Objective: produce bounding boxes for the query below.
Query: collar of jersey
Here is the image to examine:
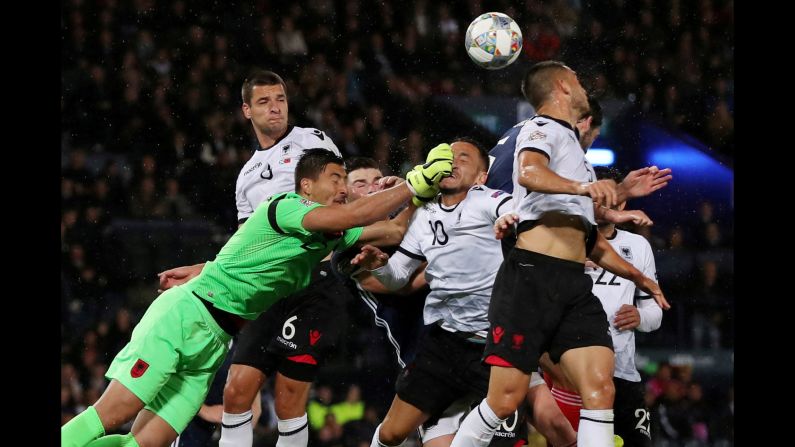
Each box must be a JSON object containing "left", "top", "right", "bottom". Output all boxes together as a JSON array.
[
  {"left": 534, "top": 114, "right": 580, "bottom": 140},
  {"left": 437, "top": 195, "right": 462, "bottom": 212},
  {"left": 256, "top": 125, "right": 295, "bottom": 151}
]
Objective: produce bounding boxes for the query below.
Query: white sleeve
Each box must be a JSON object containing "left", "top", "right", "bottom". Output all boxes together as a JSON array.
[
  {"left": 235, "top": 180, "right": 254, "bottom": 221},
  {"left": 324, "top": 138, "right": 342, "bottom": 157},
  {"left": 515, "top": 122, "right": 557, "bottom": 160},
  {"left": 492, "top": 193, "right": 514, "bottom": 222},
  {"left": 312, "top": 129, "right": 342, "bottom": 157},
  {"left": 637, "top": 297, "right": 663, "bottom": 332},
  {"left": 370, "top": 250, "right": 424, "bottom": 291},
  {"left": 636, "top": 240, "right": 662, "bottom": 332}
]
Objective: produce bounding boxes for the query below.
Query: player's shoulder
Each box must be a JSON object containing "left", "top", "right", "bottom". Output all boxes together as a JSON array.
[
  {"left": 614, "top": 229, "right": 653, "bottom": 253},
  {"left": 468, "top": 184, "right": 509, "bottom": 198},
  {"left": 518, "top": 115, "right": 566, "bottom": 136},
  {"left": 466, "top": 186, "right": 510, "bottom": 213},
  {"left": 290, "top": 126, "right": 336, "bottom": 145}
]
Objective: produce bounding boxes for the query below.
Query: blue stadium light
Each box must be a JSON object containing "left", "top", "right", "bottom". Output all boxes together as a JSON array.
[
  {"left": 648, "top": 145, "right": 732, "bottom": 180},
  {"left": 585, "top": 148, "right": 615, "bottom": 166}
]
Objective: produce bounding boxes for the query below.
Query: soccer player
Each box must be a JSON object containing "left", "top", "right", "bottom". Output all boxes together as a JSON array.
[
  {"left": 450, "top": 61, "right": 670, "bottom": 447},
  {"left": 233, "top": 69, "right": 343, "bottom": 224},
  {"left": 486, "top": 95, "right": 671, "bottom": 199},
  {"left": 61, "top": 147, "right": 453, "bottom": 447},
  {"left": 333, "top": 157, "right": 428, "bottom": 370},
  {"left": 158, "top": 69, "right": 349, "bottom": 447},
  {"left": 350, "top": 140, "right": 574, "bottom": 447},
  {"left": 542, "top": 166, "right": 663, "bottom": 446}
]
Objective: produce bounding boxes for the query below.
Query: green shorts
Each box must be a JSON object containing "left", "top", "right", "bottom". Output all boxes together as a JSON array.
[{"left": 106, "top": 286, "right": 232, "bottom": 433}]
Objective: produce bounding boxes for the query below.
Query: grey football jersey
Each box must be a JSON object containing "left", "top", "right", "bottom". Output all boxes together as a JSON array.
[
  {"left": 398, "top": 186, "right": 513, "bottom": 335},
  {"left": 235, "top": 126, "right": 341, "bottom": 220},
  {"left": 512, "top": 115, "right": 596, "bottom": 226},
  {"left": 585, "top": 229, "right": 660, "bottom": 382}
]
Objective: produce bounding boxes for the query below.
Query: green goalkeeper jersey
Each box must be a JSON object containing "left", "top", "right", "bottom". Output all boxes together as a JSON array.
[{"left": 188, "top": 192, "right": 363, "bottom": 319}]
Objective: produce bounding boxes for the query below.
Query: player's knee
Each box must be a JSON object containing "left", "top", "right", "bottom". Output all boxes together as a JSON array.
[
  {"left": 377, "top": 421, "right": 409, "bottom": 446},
  {"left": 580, "top": 380, "right": 615, "bottom": 409},
  {"left": 487, "top": 391, "right": 524, "bottom": 419},
  {"left": 223, "top": 379, "right": 257, "bottom": 412}
]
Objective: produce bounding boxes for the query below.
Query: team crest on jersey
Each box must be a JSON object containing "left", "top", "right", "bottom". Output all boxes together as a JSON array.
[
  {"left": 491, "top": 190, "right": 505, "bottom": 198},
  {"left": 620, "top": 246, "right": 633, "bottom": 260},
  {"left": 299, "top": 198, "right": 316, "bottom": 207},
  {"left": 130, "top": 359, "right": 149, "bottom": 378},
  {"left": 528, "top": 130, "right": 546, "bottom": 141},
  {"left": 279, "top": 157, "right": 292, "bottom": 165}
]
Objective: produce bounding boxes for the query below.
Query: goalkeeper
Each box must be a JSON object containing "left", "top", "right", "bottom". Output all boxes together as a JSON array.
[{"left": 62, "top": 146, "right": 453, "bottom": 447}]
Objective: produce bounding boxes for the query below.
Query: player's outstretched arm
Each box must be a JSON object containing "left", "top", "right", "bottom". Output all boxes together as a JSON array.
[
  {"left": 351, "top": 244, "right": 423, "bottom": 291},
  {"left": 357, "top": 198, "right": 417, "bottom": 247},
  {"left": 518, "top": 151, "right": 617, "bottom": 207},
  {"left": 595, "top": 206, "right": 654, "bottom": 226},
  {"left": 303, "top": 145, "right": 452, "bottom": 233},
  {"left": 589, "top": 233, "right": 670, "bottom": 310}
]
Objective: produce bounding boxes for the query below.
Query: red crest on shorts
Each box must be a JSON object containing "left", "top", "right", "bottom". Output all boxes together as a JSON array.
[
  {"left": 131, "top": 359, "right": 149, "bottom": 378},
  {"left": 493, "top": 326, "right": 505, "bottom": 343},
  {"left": 309, "top": 330, "right": 322, "bottom": 346},
  {"left": 512, "top": 334, "right": 524, "bottom": 350}
]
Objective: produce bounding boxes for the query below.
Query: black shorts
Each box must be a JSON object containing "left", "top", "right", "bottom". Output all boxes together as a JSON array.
[
  {"left": 397, "top": 325, "right": 491, "bottom": 418},
  {"left": 614, "top": 377, "right": 652, "bottom": 446},
  {"left": 483, "top": 248, "right": 612, "bottom": 374},
  {"left": 232, "top": 261, "right": 351, "bottom": 382}
]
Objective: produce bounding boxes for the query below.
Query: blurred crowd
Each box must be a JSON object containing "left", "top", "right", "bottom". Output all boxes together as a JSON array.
[{"left": 62, "top": 0, "right": 733, "bottom": 444}]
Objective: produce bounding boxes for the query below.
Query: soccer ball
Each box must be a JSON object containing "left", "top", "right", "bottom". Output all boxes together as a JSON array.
[{"left": 464, "top": 12, "right": 523, "bottom": 70}]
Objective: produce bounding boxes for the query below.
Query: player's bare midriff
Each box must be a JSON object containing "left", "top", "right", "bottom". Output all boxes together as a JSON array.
[{"left": 516, "top": 211, "right": 588, "bottom": 263}]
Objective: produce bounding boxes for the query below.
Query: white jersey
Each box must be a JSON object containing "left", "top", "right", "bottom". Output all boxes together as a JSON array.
[
  {"left": 585, "top": 229, "right": 662, "bottom": 382},
  {"left": 235, "top": 126, "right": 341, "bottom": 221},
  {"left": 512, "top": 115, "right": 596, "bottom": 227},
  {"left": 371, "top": 186, "right": 514, "bottom": 335}
]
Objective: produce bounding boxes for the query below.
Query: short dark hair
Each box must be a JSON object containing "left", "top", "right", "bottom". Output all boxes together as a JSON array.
[
  {"left": 294, "top": 149, "right": 346, "bottom": 192},
  {"left": 451, "top": 137, "right": 490, "bottom": 172},
  {"left": 521, "top": 60, "right": 571, "bottom": 108},
  {"left": 345, "top": 157, "right": 381, "bottom": 173},
  {"left": 241, "top": 69, "right": 287, "bottom": 104},
  {"left": 580, "top": 95, "right": 603, "bottom": 127},
  {"left": 594, "top": 166, "right": 624, "bottom": 183}
]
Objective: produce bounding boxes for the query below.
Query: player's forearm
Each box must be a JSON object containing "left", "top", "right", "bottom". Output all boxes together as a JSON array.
[
  {"left": 359, "top": 220, "right": 405, "bottom": 247},
  {"left": 636, "top": 298, "right": 663, "bottom": 332},
  {"left": 344, "top": 183, "right": 412, "bottom": 228},
  {"left": 615, "top": 181, "right": 632, "bottom": 203},
  {"left": 595, "top": 206, "right": 624, "bottom": 224},
  {"left": 518, "top": 163, "right": 583, "bottom": 196},
  {"left": 590, "top": 235, "right": 644, "bottom": 283},
  {"left": 369, "top": 253, "right": 420, "bottom": 291}
]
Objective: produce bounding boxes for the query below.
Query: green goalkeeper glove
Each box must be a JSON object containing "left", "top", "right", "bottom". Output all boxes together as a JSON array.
[{"left": 405, "top": 143, "right": 453, "bottom": 206}]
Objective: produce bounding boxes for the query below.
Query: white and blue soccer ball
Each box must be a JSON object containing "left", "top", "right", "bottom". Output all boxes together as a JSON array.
[{"left": 464, "top": 12, "right": 523, "bottom": 70}]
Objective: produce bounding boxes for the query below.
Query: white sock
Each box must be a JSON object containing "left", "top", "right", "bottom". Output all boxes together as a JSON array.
[
  {"left": 450, "top": 399, "right": 506, "bottom": 447},
  {"left": 578, "top": 408, "right": 614, "bottom": 447},
  {"left": 276, "top": 414, "right": 309, "bottom": 447},
  {"left": 370, "top": 423, "right": 406, "bottom": 447},
  {"left": 219, "top": 410, "right": 254, "bottom": 447}
]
